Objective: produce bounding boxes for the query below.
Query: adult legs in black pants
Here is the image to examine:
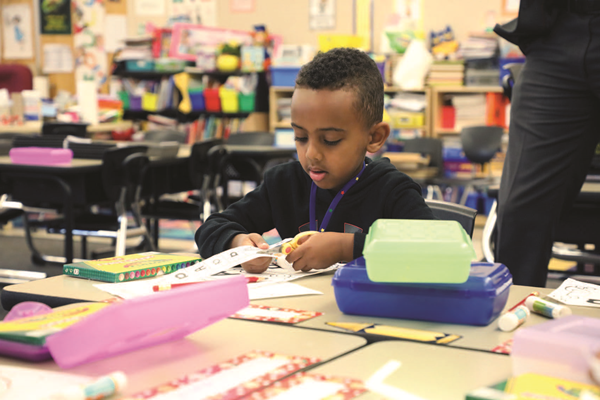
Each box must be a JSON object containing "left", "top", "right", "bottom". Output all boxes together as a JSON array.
[{"left": 496, "top": 11, "right": 600, "bottom": 287}]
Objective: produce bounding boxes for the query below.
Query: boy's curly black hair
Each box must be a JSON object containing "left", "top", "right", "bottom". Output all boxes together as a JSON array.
[{"left": 295, "top": 47, "right": 384, "bottom": 129}]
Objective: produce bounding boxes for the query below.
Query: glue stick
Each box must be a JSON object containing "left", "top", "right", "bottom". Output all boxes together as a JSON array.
[
  {"left": 55, "top": 371, "right": 127, "bottom": 400},
  {"left": 498, "top": 305, "right": 529, "bottom": 332},
  {"left": 525, "top": 296, "right": 572, "bottom": 319}
]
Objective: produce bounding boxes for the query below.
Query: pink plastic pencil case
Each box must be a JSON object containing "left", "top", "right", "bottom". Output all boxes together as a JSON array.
[
  {"left": 45, "top": 275, "right": 249, "bottom": 369},
  {"left": 9, "top": 147, "right": 73, "bottom": 165}
]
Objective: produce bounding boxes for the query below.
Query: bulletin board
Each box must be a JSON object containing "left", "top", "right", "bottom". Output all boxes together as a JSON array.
[{"left": 0, "top": 0, "right": 127, "bottom": 96}]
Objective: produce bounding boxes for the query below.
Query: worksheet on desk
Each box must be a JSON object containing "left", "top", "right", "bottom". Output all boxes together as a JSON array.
[{"left": 94, "top": 246, "right": 340, "bottom": 300}]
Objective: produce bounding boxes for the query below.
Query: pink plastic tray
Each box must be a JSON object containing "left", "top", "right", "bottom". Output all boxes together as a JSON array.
[
  {"left": 46, "top": 275, "right": 249, "bottom": 368},
  {"left": 9, "top": 147, "right": 73, "bottom": 165}
]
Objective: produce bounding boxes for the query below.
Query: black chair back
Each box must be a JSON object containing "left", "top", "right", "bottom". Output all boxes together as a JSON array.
[
  {"left": 122, "top": 153, "right": 150, "bottom": 204},
  {"left": 189, "top": 139, "right": 224, "bottom": 189},
  {"left": 460, "top": 126, "right": 504, "bottom": 166},
  {"left": 101, "top": 146, "right": 148, "bottom": 203},
  {"left": 144, "top": 129, "right": 187, "bottom": 143},
  {"left": 226, "top": 131, "right": 274, "bottom": 146},
  {"left": 425, "top": 199, "right": 477, "bottom": 238},
  {"left": 42, "top": 122, "right": 88, "bottom": 138}
]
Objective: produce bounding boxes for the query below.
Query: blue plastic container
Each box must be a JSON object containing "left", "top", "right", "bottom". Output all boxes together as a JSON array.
[
  {"left": 189, "top": 91, "right": 205, "bottom": 111},
  {"left": 271, "top": 66, "right": 301, "bottom": 87},
  {"left": 332, "top": 258, "right": 512, "bottom": 326}
]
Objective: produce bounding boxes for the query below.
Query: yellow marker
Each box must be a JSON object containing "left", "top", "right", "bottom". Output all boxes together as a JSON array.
[{"left": 326, "top": 322, "right": 375, "bottom": 332}]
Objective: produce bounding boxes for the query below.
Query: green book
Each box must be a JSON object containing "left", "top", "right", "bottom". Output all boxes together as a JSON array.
[{"left": 63, "top": 252, "right": 201, "bottom": 283}]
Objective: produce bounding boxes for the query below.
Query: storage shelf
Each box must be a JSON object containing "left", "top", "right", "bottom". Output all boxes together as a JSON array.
[
  {"left": 123, "top": 109, "right": 251, "bottom": 122},
  {"left": 111, "top": 70, "right": 184, "bottom": 80},
  {"left": 274, "top": 121, "right": 292, "bottom": 129},
  {"left": 431, "top": 85, "right": 503, "bottom": 93}
]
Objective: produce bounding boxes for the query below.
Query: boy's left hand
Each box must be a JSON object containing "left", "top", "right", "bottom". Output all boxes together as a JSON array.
[{"left": 284, "top": 232, "right": 353, "bottom": 271}]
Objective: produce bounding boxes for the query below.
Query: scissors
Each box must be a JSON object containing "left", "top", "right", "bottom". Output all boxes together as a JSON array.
[{"left": 258, "top": 231, "right": 318, "bottom": 256}]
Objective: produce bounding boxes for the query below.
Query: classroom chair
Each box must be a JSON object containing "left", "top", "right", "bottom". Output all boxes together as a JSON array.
[
  {"left": 18, "top": 146, "right": 155, "bottom": 264},
  {"left": 42, "top": 122, "right": 88, "bottom": 138},
  {"left": 457, "top": 125, "right": 504, "bottom": 205},
  {"left": 221, "top": 131, "right": 296, "bottom": 206},
  {"left": 425, "top": 198, "right": 477, "bottom": 238},
  {"left": 142, "top": 139, "right": 228, "bottom": 249},
  {"left": 0, "top": 64, "right": 33, "bottom": 93}
]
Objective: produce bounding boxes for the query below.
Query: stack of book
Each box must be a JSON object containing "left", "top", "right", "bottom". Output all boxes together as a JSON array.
[
  {"left": 427, "top": 61, "right": 465, "bottom": 86},
  {"left": 451, "top": 93, "right": 487, "bottom": 130},
  {"left": 114, "top": 37, "right": 154, "bottom": 62}
]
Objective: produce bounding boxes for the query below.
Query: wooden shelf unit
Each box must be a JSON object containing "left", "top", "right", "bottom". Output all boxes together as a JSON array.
[{"left": 430, "top": 85, "right": 504, "bottom": 138}]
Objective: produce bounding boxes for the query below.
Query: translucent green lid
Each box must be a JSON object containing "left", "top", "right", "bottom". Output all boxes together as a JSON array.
[{"left": 363, "top": 219, "right": 476, "bottom": 284}]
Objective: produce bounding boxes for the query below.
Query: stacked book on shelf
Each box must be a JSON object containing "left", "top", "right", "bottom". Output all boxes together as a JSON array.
[
  {"left": 426, "top": 61, "right": 465, "bottom": 86},
  {"left": 186, "top": 116, "right": 246, "bottom": 143},
  {"left": 114, "top": 37, "right": 154, "bottom": 62},
  {"left": 450, "top": 93, "right": 487, "bottom": 130}
]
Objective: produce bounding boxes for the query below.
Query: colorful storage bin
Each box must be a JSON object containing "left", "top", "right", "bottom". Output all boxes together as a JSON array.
[
  {"left": 142, "top": 93, "right": 158, "bottom": 112},
  {"left": 129, "top": 96, "right": 142, "bottom": 111},
  {"left": 203, "top": 88, "right": 221, "bottom": 112},
  {"left": 189, "top": 90, "right": 205, "bottom": 111},
  {"left": 219, "top": 88, "right": 239, "bottom": 113},
  {"left": 332, "top": 258, "right": 512, "bottom": 326},
  {"left": 363, "top": 219, "right": 475, "bottom": 284},
  {"left": 239, "top": 93, "right": 255, "bottom": 112},
  {"left": 271, "top": 67, "right": 301, "bottom": 87},
  {"left": 125, "top": 60, "right": 155, "bottom": 72}
]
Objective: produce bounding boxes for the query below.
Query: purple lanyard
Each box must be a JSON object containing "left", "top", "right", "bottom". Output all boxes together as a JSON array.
[{"left": 310, "top": 162, "right": 366, "bottom": 232}]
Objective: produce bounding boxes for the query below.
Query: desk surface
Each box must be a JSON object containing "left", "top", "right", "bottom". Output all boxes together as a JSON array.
[
  {"left": 0, "top": 121, "right": 134, "bottom": 134},
  {"left": 308, "top": 340, "right": 510, "bottom": 400},
  {"left": 4, "top": 273, "right": 598, "bottom": 354},
  {"left": 0, "top": 318, "right": 366, "bottom": 397}
]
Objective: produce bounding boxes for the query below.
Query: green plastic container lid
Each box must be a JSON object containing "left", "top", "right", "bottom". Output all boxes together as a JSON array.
[{"left": 363, "top": 219, "right": 476, "bottom": 284}]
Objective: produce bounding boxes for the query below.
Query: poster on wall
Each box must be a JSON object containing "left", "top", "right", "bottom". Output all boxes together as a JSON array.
[
  {"left": 309, "top": 0, "right": 336, "bottom": 30},
  {"left": 169, "top": 23, "right": 253, "bottom": 61},
  {"left": 73, "top": 0, "right": 107, "bottom": 87},
  {"left": 135, "top": 0, "right": 165, "bottom": 16},
  {"left": 40, "top": 0, "right": 72, "bottom": 35},
  {"left": 2, "top": 4, "right": 34, "bottom": 59},
  {"left": 168, "top": 0, "right": 217, "bottom": 27}
]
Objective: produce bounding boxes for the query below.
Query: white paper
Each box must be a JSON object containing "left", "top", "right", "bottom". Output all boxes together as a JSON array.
[
  {"left": 2, "top": 4, "right": 34, "bottom": 60},
  {"left": 135, "top": 0, "right": 165, "bottom": 16},
  {"left": 42, "top": 44, "right": 74, "bottom": 73},
  {"left": 249, "top": 282, "right": 322, "bottom": 300},
  {"left": 0, "top": 365, "right": 90, "bottom": 400},
  {"left": 76, "top": 80, "right": 98, "bottom": 124},
  {"left": 104, "top": 15, "right": 127, "bottom": 53},
  {"left": 309, "top": 0, "right": 336, "bottom": 30},
  {"left": 548, "top": 278, "right": 600, "bottom": 308},
  {"left": 94, "top": 243, "right": 339, "bottom": 300},
  {"left": 230, "top": 0, "right": 254, "bottom": 12}
]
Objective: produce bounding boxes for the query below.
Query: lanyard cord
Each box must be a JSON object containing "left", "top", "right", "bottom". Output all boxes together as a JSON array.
[{"left": 309, "top": 162, "right": 366, "bottom": 232}]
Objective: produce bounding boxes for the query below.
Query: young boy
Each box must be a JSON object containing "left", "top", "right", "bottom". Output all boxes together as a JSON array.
[{"left": 195, "top": 47, "right": 434, "bottom": 273}]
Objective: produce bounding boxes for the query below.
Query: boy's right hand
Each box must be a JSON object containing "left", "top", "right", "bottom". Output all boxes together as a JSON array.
[{"left": 230, "top": 233, "right": 271, "bottom": 274}]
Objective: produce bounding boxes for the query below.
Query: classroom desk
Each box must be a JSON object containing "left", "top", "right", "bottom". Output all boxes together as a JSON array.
[
  {"left": 0, "top": 318, "right": 367, "bottom": 397},
  {"left": 0, "top": 121, "right": 134, "bottom": 134},
  {"left": 306, "top": 340, "right": 511, "bottom": 400},
  {"left": 4, "top": 273, "right": 600, "bottom": 355}
]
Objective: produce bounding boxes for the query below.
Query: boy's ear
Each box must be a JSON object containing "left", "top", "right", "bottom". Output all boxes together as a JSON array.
[{"left": 366, "top": 122, "right": 390, "bottom": 153}]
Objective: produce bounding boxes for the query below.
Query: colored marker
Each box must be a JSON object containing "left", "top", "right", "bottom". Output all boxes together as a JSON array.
[
  {"left": 152, "top": 281, "right": 206, "bottom": 292},
  {"left": 507, "top": 291, "right": 540, "bottom": 312},
  {"left": 54, "top": 371, "right": 127, "bottom": 400},
  {"left": 498, "top": 305, "right": 529, "bottom": 332},
  {"left": 525, "top": 296, "right": 572, "bottom": 319}
]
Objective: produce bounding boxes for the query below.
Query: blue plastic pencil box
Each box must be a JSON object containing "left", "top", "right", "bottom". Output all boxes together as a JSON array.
[{"left": 332, "top": 257, "right": 513, "bottom": 326}]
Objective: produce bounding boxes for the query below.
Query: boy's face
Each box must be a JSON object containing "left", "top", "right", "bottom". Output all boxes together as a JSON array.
[{"left": 291, "top": 88, "right": 384, "bottom": 192}]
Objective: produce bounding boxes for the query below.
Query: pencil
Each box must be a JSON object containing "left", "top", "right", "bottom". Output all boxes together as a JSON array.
[{"left": 152, "top": 282, "right": 206, "bottom": 292}]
